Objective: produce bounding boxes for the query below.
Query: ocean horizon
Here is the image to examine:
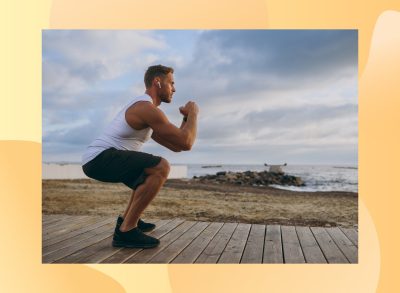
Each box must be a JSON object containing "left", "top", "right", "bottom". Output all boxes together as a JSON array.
[{"left": 43, "top": 162, "right": 358, "bottom": 193}]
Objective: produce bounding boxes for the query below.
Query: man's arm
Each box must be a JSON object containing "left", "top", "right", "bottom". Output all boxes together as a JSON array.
[
  {"left": 151, "top": 132, "right": 182, "bottom": 152},
  {"left": 176, "top": 103, "right": 198, "bottom": 150},
  {"left": 127, "top": 101, "right": 198, "bottom": 151},
  {"left": 151, "top": 114, "right": 192, "bottom": 152}
]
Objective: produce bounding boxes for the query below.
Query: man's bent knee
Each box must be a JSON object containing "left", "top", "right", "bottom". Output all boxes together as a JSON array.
[
  {"left": 157, "top": 158, "right": 170, "bottom": 179},
  {"left": 145, "top": 158, "right": 170, "bottom": 179}
]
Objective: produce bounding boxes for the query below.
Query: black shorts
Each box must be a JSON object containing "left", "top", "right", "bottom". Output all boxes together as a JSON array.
[{"left": 82, "top": 147, "right": 162, "bottom": 190}]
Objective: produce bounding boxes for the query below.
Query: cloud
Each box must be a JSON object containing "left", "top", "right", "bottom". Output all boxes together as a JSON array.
[
  {"left": 42, "top": 30, "right": 170, "bottom": 151},
  {"left": 42, "top": 30, "right": 167, "bottom": 109},
  {"left": 197, "top": 104, "right": 357, "bottom": 146},
  {"left": 194, "top": 30, "right": 356, "bottom": 74},
  {"left": 175, "top": 30, "right": 357, "bottom": 96},
  {"left": 42, "top": 30, "right": 358, "bottom": 164}
]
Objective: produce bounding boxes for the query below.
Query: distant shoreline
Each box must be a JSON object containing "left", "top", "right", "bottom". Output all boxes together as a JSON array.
[{"left": 42, "top": 163, "right": 358, "bottom": 192}]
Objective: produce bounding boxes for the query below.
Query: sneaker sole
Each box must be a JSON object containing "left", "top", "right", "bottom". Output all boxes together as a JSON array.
[{"left": 112, "top": 240, "right": 159, "bottom": 249}]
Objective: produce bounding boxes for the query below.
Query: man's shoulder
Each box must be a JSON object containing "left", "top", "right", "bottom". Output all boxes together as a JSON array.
[
  {"left": 126, "top": 99, "right": 160, "bottom": 120},
  {"left": 128, "top": 100, "right": 155, "bottom": 112}
]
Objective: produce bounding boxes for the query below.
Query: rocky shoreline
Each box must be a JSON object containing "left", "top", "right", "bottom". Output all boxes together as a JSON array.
[{"left": 193, "top": 170, "right": 305, "bottom": 187}]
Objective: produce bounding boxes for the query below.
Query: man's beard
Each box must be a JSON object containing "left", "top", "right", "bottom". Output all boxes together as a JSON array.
[{"left": 160, "top": 93, "right": 172, "bottom": 103}]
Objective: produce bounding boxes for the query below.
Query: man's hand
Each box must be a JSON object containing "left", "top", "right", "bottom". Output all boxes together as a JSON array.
[{"left": 179, "top": 101, "right": 199, "bottom": 117}]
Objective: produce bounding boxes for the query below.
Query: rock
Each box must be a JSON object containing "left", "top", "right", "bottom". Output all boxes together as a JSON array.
[
  {"left": 225, "top": 173, "right": 237, "bottom": 180},
  {"left": 194, "top": 170, "right": 305, "bottom": 188},
  {"left": 294, "top": 177, "right": 304, "bottom": 186}
]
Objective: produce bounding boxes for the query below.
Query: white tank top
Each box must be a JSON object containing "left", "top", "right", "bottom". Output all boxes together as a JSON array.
[{"left": 82, "top": 94, "right": 153, "bottom": 165}]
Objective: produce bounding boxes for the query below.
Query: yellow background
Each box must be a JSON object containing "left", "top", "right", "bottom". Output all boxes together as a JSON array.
[{"left": 1, "top": 0, "right": 400, "bottom": 292}]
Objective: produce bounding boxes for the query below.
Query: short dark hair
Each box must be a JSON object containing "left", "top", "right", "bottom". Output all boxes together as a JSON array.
[{"left": 144, "top": 65, "right": 174, "bottom": 88}]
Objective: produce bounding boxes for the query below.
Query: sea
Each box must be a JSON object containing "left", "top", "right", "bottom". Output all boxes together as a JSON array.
[
  {"left": 185, "top": 164, "right": 358, "bottom": 193},
  {"left": 42, "top": 163, "right": 358, "bottom": 193}
]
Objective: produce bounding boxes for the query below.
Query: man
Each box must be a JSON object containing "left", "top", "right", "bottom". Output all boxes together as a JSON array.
[{"left": 82, "top": 65, "right": 199, "bottom": 248}]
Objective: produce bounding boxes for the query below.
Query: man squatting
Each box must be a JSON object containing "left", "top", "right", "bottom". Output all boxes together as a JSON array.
[{"left": 82, "top": 65, "right": 199, "bottom": 248}]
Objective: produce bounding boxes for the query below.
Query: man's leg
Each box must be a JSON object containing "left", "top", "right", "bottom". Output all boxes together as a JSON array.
[
  {"left": 119, "top": 158, "right": 170, "bottom": 232},
  {"left": 122, "top": 191, "right": 135, "bottom": 219}
]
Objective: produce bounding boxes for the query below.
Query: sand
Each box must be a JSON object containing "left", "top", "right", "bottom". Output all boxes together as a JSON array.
[{"left": 42, "top": 179, "right": 358, "bottom": 228}]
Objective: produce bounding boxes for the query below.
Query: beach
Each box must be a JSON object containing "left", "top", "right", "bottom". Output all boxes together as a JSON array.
[{"left": 42, "top": 178, "right": 358, "bottom": 228}]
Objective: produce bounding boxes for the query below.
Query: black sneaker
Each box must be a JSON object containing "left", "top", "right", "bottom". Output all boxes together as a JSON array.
[
  {"left": 115, "top": 216, "right": 156, "bottom": 233},
  {"left": 112, "top": 226, "right": 160, "bottom": 248}
]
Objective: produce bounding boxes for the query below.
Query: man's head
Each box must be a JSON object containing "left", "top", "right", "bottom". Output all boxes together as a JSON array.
[{"left": 144, "top": 65, "right": 175, "bottom": 103}]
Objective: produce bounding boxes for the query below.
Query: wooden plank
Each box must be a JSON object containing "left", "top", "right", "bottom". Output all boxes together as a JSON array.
[
  {"left": 263, "top": 225, "right": 283, "bottom": 263},
  {"left": 101, "top": 219, "right": 185, "bottom": 263},
  {"left": 42, "top": 214, "right": 85, "bottom": 228},
  {"left": 43, "top": 216, "right": 105, "bottom": 241},
  {"left": 326, "top": 227, "right": 358, "bottom": 263},
  {"left": 339, "top": 227, "right": 358, "bottom": 247},
  {"left": 42, "top": 217, "right": 62, "bottom": 226},
  {"left": 55, "top": 236, "right": 114, "bottom": 264},
  {"left": 296, "top": 226, "right": 327, "bottom": 263},
  {"left": 149, "top": 222, "right": 210, "bottom": 263},
  {"left": 42, "top": 215, "right": 77, "bottom": 231},
  {"left": 43, "top": 215, "right": 93, "bottom": 237},
  {"left": 42, "top": 214, "right": 72, "bottom": 223},
  {"left": 43, "top": 222, "right": 115, "bottom": 263},
  {"left": 281, "top": 226, "right": 305, "bottom": 263},
  {"left": 218, "top": 223, "right": 251, "bottom": 263},
  {"left": 54, "top": 219, "right": 168, "bottom": 263},
  {"left": 172, "top": 222, "right": 224, "bottom": 264},
  {"left": 43, "top": 215, "right": 90, "bottom": 231},
  {"left": 42, "top": 214, "right": 70, "bottom": 225},
  {"left": 43, "top": 219, "right": 116, "bottom": 255},
  {"left": 311, "top": 227, "right": 349, "bottom": 263},
  {"left": 124, "top": 221, "right": 197, "bottom": 263},
  {"left": 43, "top": 217, "right": 114, "bottom": 247},
  {"left": 241, "top": 224, "right": 266, "bottom": 264},
  {"left": 195, "top": 222, "right": 238, "bottom": 264}
]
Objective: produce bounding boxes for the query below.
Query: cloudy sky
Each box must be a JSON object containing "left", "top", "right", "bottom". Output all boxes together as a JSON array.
[{"left": 42, "top": 30, "right": 358, "bottom": 165}]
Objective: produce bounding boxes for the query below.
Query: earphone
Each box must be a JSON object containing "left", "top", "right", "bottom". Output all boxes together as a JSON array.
[{"left": 157, "top": 81, "right": 161, "bottom": 88}]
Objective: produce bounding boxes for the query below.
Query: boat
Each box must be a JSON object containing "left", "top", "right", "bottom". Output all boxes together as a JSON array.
[
  {"left": 201, "top": 165, "right": 222, "bottom": 168},
  {"left": 264, "top": 163, "right": 287, "bottom": 173}
]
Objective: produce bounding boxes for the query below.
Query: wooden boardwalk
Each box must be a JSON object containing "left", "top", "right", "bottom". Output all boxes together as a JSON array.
[{"left": 42, "top": 215, "right": 358, "bottom": 264}]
